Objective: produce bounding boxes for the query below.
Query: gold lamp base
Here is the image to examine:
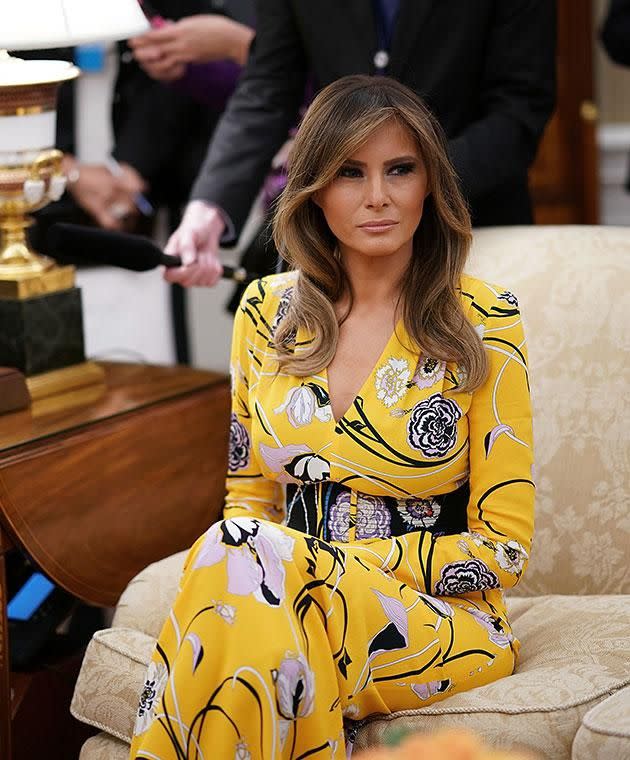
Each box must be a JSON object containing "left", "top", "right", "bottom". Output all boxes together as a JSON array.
[{"left": 0, "top": 215, "right": 54, "bottom": 280}]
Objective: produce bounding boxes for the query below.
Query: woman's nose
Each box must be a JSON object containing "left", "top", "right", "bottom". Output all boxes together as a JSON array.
[{"left": 365, "top": 173, "right": 389, "bottom": 208}]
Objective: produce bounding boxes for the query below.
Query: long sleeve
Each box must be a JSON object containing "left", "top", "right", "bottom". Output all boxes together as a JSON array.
[
  {"left": 224, "top": 282, "right": 284, "bottom": 522},
  {"left": 416, "top": 289, "right": 535, "bottom": 596},
  {"left": 190, "top": 0, "right": 307, "bottom": 236},
  {"left": 447, "top": 0, "right": 556, "bottom": 205}
]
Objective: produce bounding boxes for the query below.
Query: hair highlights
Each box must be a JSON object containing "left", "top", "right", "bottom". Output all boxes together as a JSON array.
[{"left": 272, "top": 75, "right": 487, "bottom": 392}]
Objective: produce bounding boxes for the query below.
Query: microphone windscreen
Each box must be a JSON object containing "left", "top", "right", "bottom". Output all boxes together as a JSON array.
[{"left": 46, "top": 224, "right": 168, "bottom": 272}]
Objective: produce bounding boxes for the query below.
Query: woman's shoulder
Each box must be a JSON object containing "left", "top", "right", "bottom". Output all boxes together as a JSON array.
[
  {"left": 237, "top": 271, "right": 298, "bottom": 338},
  {"left": 459, "top": 274, "right": 520, "bottom": 323}
]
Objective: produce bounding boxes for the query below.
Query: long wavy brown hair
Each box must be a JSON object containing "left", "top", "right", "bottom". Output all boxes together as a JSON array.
[{"left": 272, "top": 75, "right": 487, "bottom": 392}]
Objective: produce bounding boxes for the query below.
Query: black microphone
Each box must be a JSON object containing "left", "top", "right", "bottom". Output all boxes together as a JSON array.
[{"left": 45, "top": 223, "right": 256, "bottom": 283}]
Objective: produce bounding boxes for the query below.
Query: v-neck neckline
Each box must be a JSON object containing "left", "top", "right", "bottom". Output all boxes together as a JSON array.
[{"left": 323, "top": 317, "right": 405, "bottom": 425}]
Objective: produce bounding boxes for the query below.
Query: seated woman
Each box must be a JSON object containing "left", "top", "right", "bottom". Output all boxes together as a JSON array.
[{"left": 130, "top": 75, "right": 534, "bottom": 759}]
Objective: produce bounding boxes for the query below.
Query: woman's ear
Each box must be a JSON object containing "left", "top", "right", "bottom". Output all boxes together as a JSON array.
[{"left": 311, "top": 191, "right": 322, "bottom": 209}]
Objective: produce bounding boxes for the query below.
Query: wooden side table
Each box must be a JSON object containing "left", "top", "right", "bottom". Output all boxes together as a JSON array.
[{"left": 0, "top": 362, "right": 231, "bottom": 759}]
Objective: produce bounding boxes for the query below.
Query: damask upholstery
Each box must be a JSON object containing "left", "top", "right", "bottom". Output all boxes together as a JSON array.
[
  {"left": 71, "top": 226, "right": 630, "bottom": 759},
  {"left": 572, "top": 687, "right": 630, "bottom": 760}
]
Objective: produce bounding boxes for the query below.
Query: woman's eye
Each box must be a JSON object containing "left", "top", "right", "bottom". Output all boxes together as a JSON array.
[
  {"left": 389, "top": 162, "right": 416, "bottom": 176},
  {"left": 337, "top": 166, "right": 363, "bottom": 179}
]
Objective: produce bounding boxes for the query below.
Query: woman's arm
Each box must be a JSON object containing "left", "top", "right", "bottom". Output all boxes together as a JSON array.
[
  {"left": 414, "top": 288, "right": 535, "bottom": 596},
  {"left": 223, "top": 282, "right": 284, "bottom": 523}
]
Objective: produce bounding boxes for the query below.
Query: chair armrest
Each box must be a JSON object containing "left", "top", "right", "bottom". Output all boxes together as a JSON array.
[
  {"left": 572, "top": 685, "right": 630, "bottom": 760},
  {"left": 112, "top": 551, "right": 187, "bottom": 638}
]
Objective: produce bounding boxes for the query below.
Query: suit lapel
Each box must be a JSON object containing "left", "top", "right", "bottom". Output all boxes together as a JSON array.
[{"left": 388, "top": 0, "right": 435, "bottom": 78}]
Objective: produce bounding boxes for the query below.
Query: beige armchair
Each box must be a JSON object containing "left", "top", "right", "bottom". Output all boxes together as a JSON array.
[{"left": 71, "top": 226, "right": 630, "bottom": 759}]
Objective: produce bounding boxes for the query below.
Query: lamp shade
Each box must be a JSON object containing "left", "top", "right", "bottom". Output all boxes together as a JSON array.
[{"left": 1, "top": 0, "right": 149, "bottom": 51}]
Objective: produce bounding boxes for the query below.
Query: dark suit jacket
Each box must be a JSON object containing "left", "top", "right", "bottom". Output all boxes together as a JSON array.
[
  {"left": 601, "top": 0, "right": 630, "bottom": 66},
  {"left": 192, "top": 0, "right": 556, "bottom": 231},
  {"left": 112, "top": 0, "right": 255, "bottom": 208}
]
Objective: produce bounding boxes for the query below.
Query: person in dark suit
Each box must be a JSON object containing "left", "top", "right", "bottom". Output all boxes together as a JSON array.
[
  {"left": 31, "top": 0, "right": 255, "bottom": 361},
  {"left": 601, "top": 0, "right": 630, "bottom": 65},
  {"left": 158, "top": 0, "right": 556, "bottom": 288}
]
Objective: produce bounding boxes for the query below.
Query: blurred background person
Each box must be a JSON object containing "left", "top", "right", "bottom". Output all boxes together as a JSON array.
[
  {"left": 30, "top": 0, "right": 255, "bottom": 362},
  {"left": 157, "top": 0, "right": 557, "bottom": 290}
]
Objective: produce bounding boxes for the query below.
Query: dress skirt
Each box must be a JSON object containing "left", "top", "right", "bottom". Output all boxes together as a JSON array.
[{"left": 130, "top": 517, "right": 516, "bottom": 759}]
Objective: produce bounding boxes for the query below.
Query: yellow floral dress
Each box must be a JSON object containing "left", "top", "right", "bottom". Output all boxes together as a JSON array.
[{"left": 131, "top": 271, "right": 534, "bottom": 760}]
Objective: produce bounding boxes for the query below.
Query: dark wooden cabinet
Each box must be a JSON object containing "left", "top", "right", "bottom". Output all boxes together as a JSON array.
[{"left": 0, "top": 362, "right": 231, "bottom": 758}]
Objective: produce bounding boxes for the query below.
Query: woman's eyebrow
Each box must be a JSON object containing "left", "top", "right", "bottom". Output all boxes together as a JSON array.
[
  {"left": 384, "top": 155, "right": 418, "bottom": 166},
  {"left": 340, "top": 155, "right": 419, "bottom": 167}
]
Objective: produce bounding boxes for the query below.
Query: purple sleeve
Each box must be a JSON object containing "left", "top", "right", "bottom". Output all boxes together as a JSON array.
[{"left": 171, "top": 60, "right": 242, "bottom": 111}]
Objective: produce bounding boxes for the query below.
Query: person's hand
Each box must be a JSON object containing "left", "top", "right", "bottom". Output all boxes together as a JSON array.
[
  {"left": 163, "top": 201, "right": 226, "bottom": 287},
  {"left": 114, "top": 161, "right": 148, "bottom": 198},
  {"left": 129, "top": 15, "right": 253, "bottom": 82},
  {"left": 63, "top": 160, "right": 142, "bottom": 231}
]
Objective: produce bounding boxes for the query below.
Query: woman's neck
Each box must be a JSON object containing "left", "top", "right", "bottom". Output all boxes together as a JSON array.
[{"left": 338, "top": 245, "right": 411, "bottom": 315}]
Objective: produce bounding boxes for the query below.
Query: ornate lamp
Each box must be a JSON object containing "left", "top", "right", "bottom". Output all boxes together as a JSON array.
[{"left": 0, "top": 0, "right": 148, "bottom": 402}]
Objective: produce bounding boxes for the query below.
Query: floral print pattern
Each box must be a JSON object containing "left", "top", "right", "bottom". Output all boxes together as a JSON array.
[
  {"left": 407, "top": 393, "right": 462, "bottom": 457},
  {"left": 275, "top": 383, "right": 333, "bottom": 427},
  {"left": 375, "top": 357, "right": 411, "bottom": 407},
  {"left": 413, "top": 356, "right": 446, "bottom": 389},
  {"left": 435, "top": 558, "right": 500, "bottom": 595},
  {"left": 194, "top": 518, "right": 295, "bottom": 606},
  {"left": 498, "top": 290, "right": 519, "bottom": 307},
  {"left": 133, "top": 661, "right": 168, "bottom": 736},
  {"left": 229, "top": 413, "right": 250, "bottom": 471},
  {"left": 328, "top": 491, "right": 391, "bottom": 541},
  {"left": 131, "top": 273, "right": 535, "bottom": 759},
  {"left": 274, "top": 651, "right": 316, "bottom": 719},
  {"left": 398, "top": 497, "right": 442, "bottom": 529}
]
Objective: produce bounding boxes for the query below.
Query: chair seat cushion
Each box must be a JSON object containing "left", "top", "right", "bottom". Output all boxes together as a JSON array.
[
  {"left": 572, "top": 687, "right": 630, "bottom": 760},
  {"left": 72, "top": 594, "right": 630, "bottom": 760},
  {"left": 355, "top": 595, "right": 630, "bottom": 759}
]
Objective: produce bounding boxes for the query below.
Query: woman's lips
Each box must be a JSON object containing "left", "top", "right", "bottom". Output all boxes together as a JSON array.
[{"left": 358, "top": 220, "right": 399, "bottom": 232}]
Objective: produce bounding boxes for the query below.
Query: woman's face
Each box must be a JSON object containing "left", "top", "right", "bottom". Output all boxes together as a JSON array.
[{"left": 314, "top": 120, "right": 428, "bottom": 263}]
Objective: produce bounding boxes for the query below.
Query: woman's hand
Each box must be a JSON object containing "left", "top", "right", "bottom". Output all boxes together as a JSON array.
[{"left": 129, "top": 15, "right": 254, "bottom": 82}]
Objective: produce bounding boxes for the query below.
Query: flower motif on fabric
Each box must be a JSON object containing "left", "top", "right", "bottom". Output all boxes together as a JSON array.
[
  {"left": 212, "top": 600, "right": 237, "bottom": 625},
  {"left": 375, "top": 357, "right": 410, "bottom": 407},
  {"left": 356, "top": 494, "right": 391, "bottom": 539},
  {"left": 412, "top": 356, "right": 446, "bottom": 390},
  {"left": 398, "top": 497, "right": 441, "bottom": 529},
  {"left": 134, "top": 661, "right": 168, "bottom": 736},
  {"left": 411, "top": 678, "right": 452, "bottom": 700},
  {"left": 274, "top": 382, "right": 332, "bottom": 427},
  {"left": 271, "top": 287, "right": 294, "bottom": 334},
  {"left": 498, "top": 290, "right": 518, "bottom": 307},
  {"left": 461, "top": 605, "right": 514, "bottom": 649},
  {"left": 228, "top": 413, "right": 250, "bottom": 472},
  {"left": 273, "top": 651, "right": 315, "bottom": 720},
  {"left": 328, "top": 492, "right": 350, "bottom": 542},
  {"left": 285, "top": 453, "right": 331, "bottom": 484},
  {"left": 495, "top": 539, "right": 528, "bottom": 574},
  {"left": 407, "top": 393, "right": 462, "bottom": 457},
  {"left": 234, "top": 741, "right": 251, "bottom": 759},
  {"left": 434, "top": 558, "right": 499, "bottom": 595},
  {"left": 194, "top": 518, "right": 295, "bottom": 606}
]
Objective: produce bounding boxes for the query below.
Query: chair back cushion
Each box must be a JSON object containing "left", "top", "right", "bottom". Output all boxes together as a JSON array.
[{"left": 467, "top": 226, "right": 630, "bottom": 595}]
